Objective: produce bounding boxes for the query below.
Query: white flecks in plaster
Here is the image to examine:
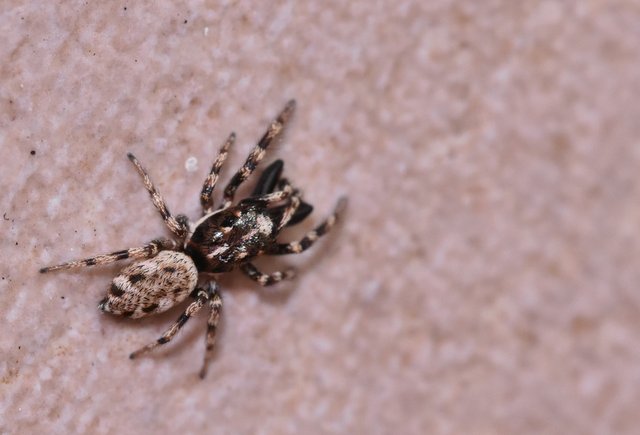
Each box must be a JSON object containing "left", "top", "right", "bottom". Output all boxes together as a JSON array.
[
  {"left": 203, "top": 26, "right": 209, "bottom": 36},
  {"left": 185, "top": 156, "right": 198, "bottom": 172}
]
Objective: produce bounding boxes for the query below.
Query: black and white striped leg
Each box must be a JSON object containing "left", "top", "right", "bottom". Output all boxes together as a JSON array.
[
  {"left": 272, "top": 178, "right": 312, "bottom": 228},
  {"left": 266, "top": 197, "right": 347, "bottom": 255},
  {"left": 39, "top": 238, "right": 178, "bottom": 273},
  {"left": 277, "top": 195, "right": 301, "bottom": 230},
  {"left": 201, "top": 133, "right": 235, "bottom": 214},
  {"left": 253, "top": 177, "right": 301, "bottom": 229},
  {"left": 199, "top": 285, "right": 223, "bottom": 379},
  {"left": 241, "top": 183, "right": 294, "bottom": 207},
  {"left": 240, "top": 263, "right": 296, "bottom": 286},
  {"left": 221, "top": 100, "right": 296, "bottom": 208},
  {"left": 129, "top": 287, "right": 210, "bottom": 360},
  {"left": 127, "top": 153, "right": 188, "bottom": 238}
]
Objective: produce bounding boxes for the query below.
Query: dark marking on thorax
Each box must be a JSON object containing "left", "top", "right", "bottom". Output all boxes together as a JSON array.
[{"left": 186, "top": 203, "right": 278, "bottom": 273}]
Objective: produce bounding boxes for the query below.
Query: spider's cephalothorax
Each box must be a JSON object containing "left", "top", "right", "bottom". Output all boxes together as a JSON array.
[{"left": 40, "top": 100, "right": 346, "bottom": 378}]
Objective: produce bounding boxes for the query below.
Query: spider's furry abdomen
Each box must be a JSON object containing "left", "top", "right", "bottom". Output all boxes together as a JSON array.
[
  {"left": 99, "top": 251, "right": 198, "bottom": 318},
  {"left": 185, "top": 202, "right": 280, "bottom": 273}
]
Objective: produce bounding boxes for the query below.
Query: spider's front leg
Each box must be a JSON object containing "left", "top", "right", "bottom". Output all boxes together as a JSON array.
[{"left": 221, "top": 100, "right": 296, "bottom": 208}]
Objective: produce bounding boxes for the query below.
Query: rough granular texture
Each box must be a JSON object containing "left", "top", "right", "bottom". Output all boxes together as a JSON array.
[{"left": 1, "top": 1, "right": 639, "bottom": 434}]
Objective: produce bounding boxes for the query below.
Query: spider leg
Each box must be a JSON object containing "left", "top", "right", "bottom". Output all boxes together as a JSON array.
[
  {"left": 265, "top": 197, "right": 347, "bottom": 255},
  {"left": 221, "top": 100, "right": 296, "bottom": 208},
  {"left": 39, "top": 238, "right": 178, "bottom": 273},
  {"left": 277, "top": 195, "right": 301, "bottom": 230},
  {"left": 129, "top": 286, "right": 209, "bottom": 360},
  {"left": 127, "top": 153, "right": 188, "bottom": 238},
  {"left": 253, "top": 177, "right": 301, "bottom": 230},
  {"left": 240, "top": 182, "right": 294, "bottom": 207},
  {"left": 287, "top": 201, "right": 313, "bottom": 226},
  {"left": 269, "top": 178, "right": 302, "bottom": 230},
  {"left": 253, "top": 162, "right": 314, "bottom": 226},
  {"left": 199, "top": 284, "right": 223, "bottom": 379},
  {"left": 240, "top": 263, "right": 296, "bottom": 286},
  {"left": 201, "top": 133, "right": 235, "bottom": 214},
  {"left": 271, "top": 178, "right": 314, "bottom": 228}
]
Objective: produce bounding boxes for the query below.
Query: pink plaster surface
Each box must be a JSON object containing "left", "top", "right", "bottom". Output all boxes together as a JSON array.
[{"left": 2, "top": 1, "right": 640, "bottom": 434}]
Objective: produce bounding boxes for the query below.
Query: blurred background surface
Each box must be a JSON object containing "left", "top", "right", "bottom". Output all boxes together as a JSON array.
[{"left": 1, "top": 1, "right": 639, "bottom": 434}]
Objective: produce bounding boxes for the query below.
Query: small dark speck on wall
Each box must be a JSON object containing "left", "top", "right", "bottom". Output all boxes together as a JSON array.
[
  {"left": 184, "top": 20, "right": 188, "bottom": 24},
  {"left": 30, "top": 150, "right": 36, "bottom": 155}
]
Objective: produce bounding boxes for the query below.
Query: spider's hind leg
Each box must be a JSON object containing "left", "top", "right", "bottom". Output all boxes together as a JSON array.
[
  {"left": 39, "top": 238, "right": 178, "bottom": 273},
  {"left": 129, "top": 285, "right": 211, "bottom": 360},
  {"left": 199, "top": 284, "right": 223, "bottom": 379}
]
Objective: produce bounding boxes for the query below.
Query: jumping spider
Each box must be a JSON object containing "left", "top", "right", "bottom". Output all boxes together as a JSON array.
[{"left": 40, "top": 100, "right": 346, "bottom": 378}]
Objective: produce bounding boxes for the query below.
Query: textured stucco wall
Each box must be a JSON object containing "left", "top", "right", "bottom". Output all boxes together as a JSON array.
[{"left": 1, "top": 1, "right": 640, "bottom": 434}]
